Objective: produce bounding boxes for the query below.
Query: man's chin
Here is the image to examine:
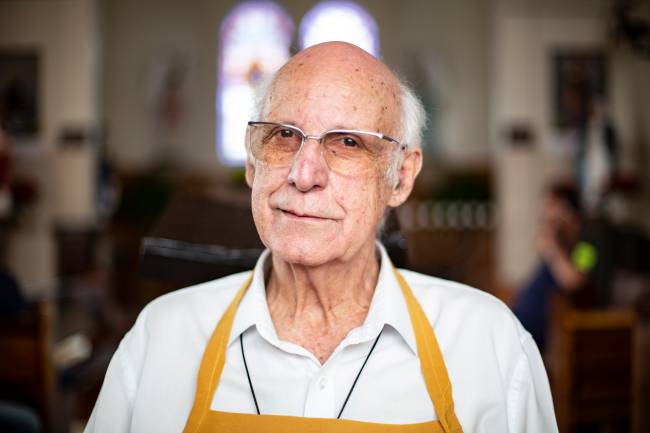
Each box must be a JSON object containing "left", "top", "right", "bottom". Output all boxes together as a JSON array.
[{"left": 269, "top": 240, "right": 340, "bottom": 268}]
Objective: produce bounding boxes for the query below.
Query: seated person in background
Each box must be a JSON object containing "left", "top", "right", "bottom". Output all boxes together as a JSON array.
[
  {"left": 86, "top": 42, "right": 557, "bottom": 433},
  {"left": 0, "top": 218, "right": 41, "bottom": 432},
  {"left": 513, "top": 182, "right": 598, "bottom": 352}
]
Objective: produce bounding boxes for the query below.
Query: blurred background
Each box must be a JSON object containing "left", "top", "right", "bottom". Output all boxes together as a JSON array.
[{"left": 0, "top": 0, "right": 649, "bottom": 432}]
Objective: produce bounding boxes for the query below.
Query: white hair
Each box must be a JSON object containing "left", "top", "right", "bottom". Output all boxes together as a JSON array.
[
  {"left": 245, "top": 75, "right": 276, "bottom": 165},
  {"left": 251, "top": 74, "right": 275, "bottom": 125},
  {"left": 387, "top": 80, "right": 426, "bottom": 185},
  {"left": 249, "top": 72, "right": 426, "bottom": 185}
]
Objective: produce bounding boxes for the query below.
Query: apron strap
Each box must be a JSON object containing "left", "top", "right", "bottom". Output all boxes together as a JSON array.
[
  {"left": 394, "top": 271, "right": 464, "bottom": 433},
  {"left": 183, "top": 274, "right": 253, "bottom": 433}
]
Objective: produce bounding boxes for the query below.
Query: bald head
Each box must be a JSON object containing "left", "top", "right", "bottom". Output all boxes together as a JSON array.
[
  {"left": 258, "top": 42, "right": 402, "bottom": 141},
  {"left": 250, "top": 42, "right": 426, "bottom": 188},
  {"left": 253, "top": 42, "right": 425, "bottom": 151}
]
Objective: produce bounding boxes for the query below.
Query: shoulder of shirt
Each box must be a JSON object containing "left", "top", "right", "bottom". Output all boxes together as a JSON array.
[
  {"left": 397, "top": 268, "right": 530, "bottom": 345},
  {"left": 393, "top": 272, "right": 554, "bottom": 430}
]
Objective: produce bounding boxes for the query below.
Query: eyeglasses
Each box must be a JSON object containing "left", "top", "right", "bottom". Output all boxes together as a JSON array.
[{"left": 246, "top": 121, "right": 406, "bottom": 175}]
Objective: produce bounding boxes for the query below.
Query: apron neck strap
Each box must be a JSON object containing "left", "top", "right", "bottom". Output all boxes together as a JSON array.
[
  {"left": 184, "top": 273, "right": 253, "bottom": 433},
  {"left": 394, "top": 270, "right": 463, "bottom": 433}
]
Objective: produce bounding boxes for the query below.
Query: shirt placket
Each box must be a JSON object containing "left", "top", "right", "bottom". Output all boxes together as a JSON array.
[{"left": 303, "top": 361, "right": 339, "bottom": 418}]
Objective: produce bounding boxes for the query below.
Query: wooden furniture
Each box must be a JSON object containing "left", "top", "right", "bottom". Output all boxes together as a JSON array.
[
  {"left": 547, "top": 293, "right": 637, "bottom": 433},
  {"left": 137, "top": 190, "right": 264, "bottom": 305},
  {"left": 0, "top": 300, "right": 56, "bottom": 432}
]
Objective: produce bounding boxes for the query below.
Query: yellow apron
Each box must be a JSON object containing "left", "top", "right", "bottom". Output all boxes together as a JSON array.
[{"left": 183, "top": 271, "right": 464, "bottom": 433}]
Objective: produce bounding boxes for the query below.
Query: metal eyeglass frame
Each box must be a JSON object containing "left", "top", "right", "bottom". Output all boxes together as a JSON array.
[{"left": 246, "top": 121, "right": 408, "bottom": 156}]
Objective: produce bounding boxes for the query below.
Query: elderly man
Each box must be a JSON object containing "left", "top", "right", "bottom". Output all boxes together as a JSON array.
[{"left": 86, "top": 42, "right": 557, "bottom": 433}]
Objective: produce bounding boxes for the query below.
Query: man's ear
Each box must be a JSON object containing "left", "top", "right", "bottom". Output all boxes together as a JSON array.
[
  {"left": 388, "top": 148, "right": 422, "bottom": 207},
  {"left": 245, "top": 160, "right": 255, "bottom": 188}
]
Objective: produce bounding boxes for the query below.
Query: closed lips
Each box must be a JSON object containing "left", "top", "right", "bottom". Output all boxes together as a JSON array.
[{"left": 279, "top": 208, "right": 332, "bottom": 220}]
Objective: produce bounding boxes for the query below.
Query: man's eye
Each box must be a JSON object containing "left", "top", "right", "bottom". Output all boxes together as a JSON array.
[
  {"left": 342, "top": 137, "right": 359, "bottom": 147},
  {"left": 278, "top": 129, "right": 294, "bottom": 138}
]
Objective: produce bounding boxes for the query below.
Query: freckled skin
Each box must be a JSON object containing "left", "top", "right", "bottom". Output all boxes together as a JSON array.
[{"left": 245, "top": 42, "right": 422, "bottom": 363}]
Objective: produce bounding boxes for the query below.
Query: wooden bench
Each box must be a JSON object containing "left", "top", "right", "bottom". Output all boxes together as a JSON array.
[
  {"left": 547, "top": 293, "right": 637, "bottom": 433},
  {"left": 0, "top": 301, "right": 56, "bottom": 432}
]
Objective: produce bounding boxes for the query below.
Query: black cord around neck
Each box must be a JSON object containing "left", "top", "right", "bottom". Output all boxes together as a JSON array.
[
  {"left": 240, "top": 333, "right": 261, "bottom": 414},
  {"left": 337, "top": 328, "right": 383, "bottom": 419},
  {"left": 239, "top": 328, "right": 384, "bottom": 419}
]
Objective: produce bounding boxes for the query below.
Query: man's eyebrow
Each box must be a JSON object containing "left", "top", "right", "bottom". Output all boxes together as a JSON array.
[
  {"left": 268, "top": 121, "right": 376, "bottom": 132},
  {"left": 268, "top": 120, "right": 298, "bottom": 127},
  {"left": 329, "top": 125, "right": 387, "bottom": 134},
  {"left": 325, "top": 123, "right": 381, "bottom": 132}
]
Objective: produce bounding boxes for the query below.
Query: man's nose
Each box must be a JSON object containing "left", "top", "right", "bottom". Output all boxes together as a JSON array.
[{"left": 287, "top": 138, "right": 329, "bottom": 192}]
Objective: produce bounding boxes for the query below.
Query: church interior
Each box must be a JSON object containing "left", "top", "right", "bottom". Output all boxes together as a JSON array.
[{"left": 1, "top": 0, "right": 649, "bottom": 432}]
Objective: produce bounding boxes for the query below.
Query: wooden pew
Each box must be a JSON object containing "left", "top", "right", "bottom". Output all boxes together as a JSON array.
[
  {"left": 547, "top": 293, "right": 637, "bottom": 433},
  {"left": 0, "top": 300, "right": 56, "bottom": 432}
]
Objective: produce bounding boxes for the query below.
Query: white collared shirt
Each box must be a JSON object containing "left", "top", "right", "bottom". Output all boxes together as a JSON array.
[{"left": 85, "top": 245, "right": 558, "bottom": 433}]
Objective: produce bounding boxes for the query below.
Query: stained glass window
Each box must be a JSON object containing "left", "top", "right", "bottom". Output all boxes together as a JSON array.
[
  {"left": 217, "top": 1, "right": 293, "bottom": 166},
  {"left": 299, "top": 1, "right": 379, "bottom": 57}
]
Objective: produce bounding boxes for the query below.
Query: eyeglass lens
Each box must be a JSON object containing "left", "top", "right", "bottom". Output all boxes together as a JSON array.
[{"left": 247, "top": 123, "right": 397, "bottom": 173}]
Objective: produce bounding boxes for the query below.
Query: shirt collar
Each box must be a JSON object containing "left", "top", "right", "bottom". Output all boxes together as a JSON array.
[
  {"left": 228, "top": 249, "right": 277, "bottom": 346},
  {"left": 366, "top": 243, "right": 418, "bottom": 354},
  {"left": 228, "top": 243, "right": 418, "bottom": 355}
]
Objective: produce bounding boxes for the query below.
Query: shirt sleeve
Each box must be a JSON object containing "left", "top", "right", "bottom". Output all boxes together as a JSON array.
[
  {"left": 506, "top": 335, "right": 559, "bottom": 433},
  {"left": 84, "top": 309, "right": 149, "bottom": 433},
  {"left": 84, "top": 345, "right": 134, "bottom": 433}
]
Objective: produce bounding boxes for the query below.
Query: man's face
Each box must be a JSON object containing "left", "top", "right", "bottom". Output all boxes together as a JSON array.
[{"left": 245, "top": 44, "right": 408, "bottom": 266}]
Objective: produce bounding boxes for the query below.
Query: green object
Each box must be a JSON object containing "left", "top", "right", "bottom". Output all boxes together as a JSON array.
[{"left": 571, "top": 241, "right": 597, "bottom": 272}]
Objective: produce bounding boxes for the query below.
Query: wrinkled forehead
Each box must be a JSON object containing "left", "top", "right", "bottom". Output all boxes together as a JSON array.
[{"left": 265, "top": 47, "right": 402, "bottom": 135}]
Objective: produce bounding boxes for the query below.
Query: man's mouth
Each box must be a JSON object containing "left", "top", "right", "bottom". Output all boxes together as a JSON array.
[{"left": 279, "top": 208, "right": 328, "bottom": 220}]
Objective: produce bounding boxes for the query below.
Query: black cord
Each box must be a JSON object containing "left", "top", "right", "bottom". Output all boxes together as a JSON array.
[
  {"left": 240, "top": 333, "right": 261, "bottom": 415},
  {"left": 240, "top": 328, "right": 384, "bottom": 419},
  {"left": 337, "top": 328, "right": 384, "bottom": 419}
]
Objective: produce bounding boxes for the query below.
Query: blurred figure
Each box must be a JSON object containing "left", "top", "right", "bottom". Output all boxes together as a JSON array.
[
  {"left": 0, "top": 115, "right": 25, "bottom": 315},
  {"left": 513, "top": 182, "right": 598, "bottom": 352},
  {"left": 0, "top": 117, "right": 13, "bottom": 219},
  {"left": 0, "top": 116, "right": 41, "bottom": 433}
]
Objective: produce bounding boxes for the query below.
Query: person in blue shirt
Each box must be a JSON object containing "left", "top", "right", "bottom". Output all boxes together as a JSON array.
[{"left": 513, "top": 182, "right": 598, "bottom": 352}]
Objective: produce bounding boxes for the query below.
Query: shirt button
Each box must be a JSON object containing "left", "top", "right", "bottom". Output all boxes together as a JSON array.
[{"left": 319, "top": 376, "right": 328, "bottom": 389}]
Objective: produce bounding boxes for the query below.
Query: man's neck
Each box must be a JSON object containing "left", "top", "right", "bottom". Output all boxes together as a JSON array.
[{"left": 265, "top": 241, "right": 380, "bottom": 363}]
